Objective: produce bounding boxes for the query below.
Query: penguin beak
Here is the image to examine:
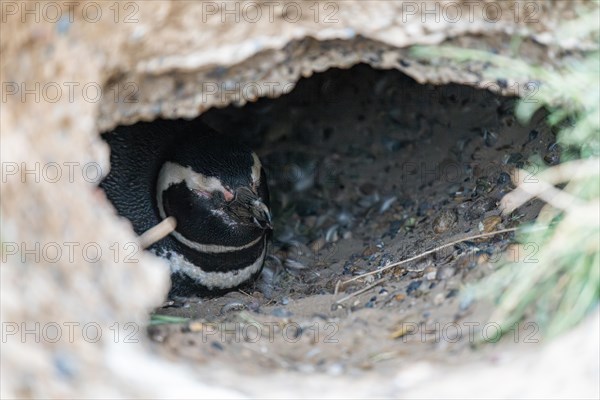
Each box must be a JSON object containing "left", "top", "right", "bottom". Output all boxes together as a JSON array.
[
  {"left": 249, "top": 199, "right": 273, "bottom": 230},
  {"left": 227, "top": 187, "right": 272, "bottom": 230}
]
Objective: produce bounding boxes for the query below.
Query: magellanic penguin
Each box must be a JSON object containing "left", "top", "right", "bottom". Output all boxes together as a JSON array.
[{"left": 100, "top": 119, "right": 272, "bottom": 297}]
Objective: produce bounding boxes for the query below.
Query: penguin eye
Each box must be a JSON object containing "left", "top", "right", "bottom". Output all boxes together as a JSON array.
[
  {"left": 222, "top": 188, "right": 235, "bottom": 202},
  {"left": 196, "top": 188, "right": 234, "bottom": 203}
]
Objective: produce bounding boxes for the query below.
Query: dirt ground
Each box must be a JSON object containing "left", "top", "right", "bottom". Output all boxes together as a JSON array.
[{"left": 107, "top": 64, "right": 557, "bottom": 385}]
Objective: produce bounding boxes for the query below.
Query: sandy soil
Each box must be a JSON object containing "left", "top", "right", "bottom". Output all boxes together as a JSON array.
[{"left": 106, "top": 64, "right": 557, "bottom": 386}]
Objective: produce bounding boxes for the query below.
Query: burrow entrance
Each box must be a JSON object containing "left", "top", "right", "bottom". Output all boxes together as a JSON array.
[{"left": 101, "top": 64, "right": 555, "bottom": 378}]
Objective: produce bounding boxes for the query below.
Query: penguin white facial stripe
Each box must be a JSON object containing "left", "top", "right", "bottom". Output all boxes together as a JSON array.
[
  {"left": 165, "top": 238, "right": 267, "bottom": 289},
  {"left": 157, "top": 161, "right": 232, "bottom": 220},
  {"left": 251, "top": 152, "right": 262, "bottom": 186},
  {"left": 157, "top": 162, "right": 233, "bottom": 209},
  {"left": 171, "top": 229, "right": 263, "bottom": 254}
]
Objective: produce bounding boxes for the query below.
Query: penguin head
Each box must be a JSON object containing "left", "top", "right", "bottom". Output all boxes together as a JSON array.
[{"left": 156, "top": 133, "right": 271, "bottom": 247}]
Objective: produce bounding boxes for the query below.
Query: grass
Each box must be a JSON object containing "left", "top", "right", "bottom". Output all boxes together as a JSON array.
[{"left": 409, "top": 12, "right": 600, "bottom": 338}]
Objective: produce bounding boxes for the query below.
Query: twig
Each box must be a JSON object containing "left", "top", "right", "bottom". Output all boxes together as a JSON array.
[
  {"left": 341, "top": 228, "right": 519, "bottom": 286},
  {"left": 237, "top": 289, "right": 253, "bottom": 298},
  {"left": 332, "top": 277, "right": 386, "bottom": 308},
  {"left": 139, "top": 216, "right": 177, "bottom": 249}
]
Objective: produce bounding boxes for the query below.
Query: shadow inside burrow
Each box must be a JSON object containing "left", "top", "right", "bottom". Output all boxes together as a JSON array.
[{"left": 100, "top": 64, "right": 556, "bottom": 325}]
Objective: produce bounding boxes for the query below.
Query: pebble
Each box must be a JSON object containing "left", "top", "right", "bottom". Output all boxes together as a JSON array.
[
  {"left": 406, "top": 280, "right": 422, "bottom": 295},
  {"left": 395, "top": 293, "right": 406, "bottom": 301},
  {"left": 544, "top": 142, "right": 561, "bottom": 165},
  {"left": 479, "top": 215, "right": 502, "bottom": 233},
  {"left": 336, "top": 210, "right": 354, "bottom": 227},
  {"left": 505, "top": 152, "right": 523, "bottom": 165},
  {"left": 467, "top": 197, "right": 496, "bottom": 220},
  {"left": 284, "top": 259, "right": 308, "bottom": 271},
  {"left": 528, "top": 129, "right": 539, "bottom": 142},
  {"left": 53, "top": 353, "right": 76, "bottom": 379},
  {"left": 482, "top": 128, "right": 498, "bottom": 147},
  {"left": 187, "top": 321, "right": 204, "bottom": 332},
  {"left": 416, "top": 201, "right": 431, "bottom": 216},
  {"left": 432, "top": 209, "right": 458, "bottom": 234},
  {"left": 211, "top": 341, "right": 225, "bottom": 351},
  {"left": 424, "top": 267, "right": 437, "bottom": 281},
  {"left": 497, "top": 172, "right": 511, "bottom": 185},
  {"left": 459, "top": 291, "right": 475, "bottom": 311},
  {"left": 359, "top": 193, "right": 380, "bottom": 208},
  {"left": 325, "top": 225, "right": 339, "bottom": 242},
  {"left": 408, "top": 258, "right": 432, "bottom": 272},
  {"left": 362, "top": 243, "right": 379, "bottom": 257},
  {"left": 387, "top": 220, "right": 403, "bottom": 239},
  {"left": 436, "top": 266, "right": 456, "bottom": 280},
  {"left": 379, "top": 196, "right": 397, "bottom": 213},
  {"left": 359, "top": 182, "right": 377, "bottom": 195},
  {"left": 309, "top": 237, "right": 326, "bottom": 253},
  {"left": 365, "top": 297, "right": 377, "bottom": 308},
  {"left": 271, "top": 307, "right": 293, "bottom": 318},
  {"left": 220, "top": 301, "right": 247, "bottom": 314},
  {"left": 327, "top": 363, "right": 344, "bottom": 376},
  {"left": 433, "top": 293, "right": 445, "bottom": 305}
]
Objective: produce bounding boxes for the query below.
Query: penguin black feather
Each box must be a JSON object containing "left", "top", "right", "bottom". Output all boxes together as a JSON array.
[{"left": 100, "top": 119, "right": 271, "bottom": 297}]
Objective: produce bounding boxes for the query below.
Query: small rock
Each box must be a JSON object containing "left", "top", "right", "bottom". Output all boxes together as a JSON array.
[
  {"left": 433, "top": 293, "right": 445, "bottom": 305},
  {"left": 436, "top": 266, "right": 456, "bottom": 280},
  {"left": 528, "top": 129, "right": 539, "bottom": 143},
  {"left": 327, "top": 363, "right": 344, "bottom": 376},
  {"left": 362, "top": 243, "right": 379, "bottom": 257},
  {"left": 211, "top": 341, "right": 224, "bottom": 351},
  {"left": 466, "top": 197, "right": 496, "bottom": 220},
  {"left": 505, "top": 152, "right": 523, "bottom": 165},
  {"left": 220, "top": 301, "right": 247, "bottom": 314},
  {"left": 387, "top": 220, "right": 402, "bottom": 239},
  {"left": 497, "top": 172, "right": 511, "bottom": 185},
  {"left": 309, "top": 237, "right": 326, "bottom": 253},
  {"left": 359, "top": 193, "right": 380, "bottom": 208},
  {"left": 325, "top": 225, "right": 339, "bottom": 242},
  {"left": 544, "top": 142, "right": 561, "bottom": 165},
  {"left": 359, "top": 182, "right": 377, "bottom": 195},
  {"left": 479, "top": 215, "right": 502, "bottom": 233},
  {"left": 408, "top": 258, "right": 433, "bottom": 272},
  {"left": 459, "top": 291, "right": 475, "bottom": 311},
  {"left": 432, "top": 209, "right": 458, "bottom": 234},
  {"left": 271, "top": 307, "right": 293, "bottom": 318},
  {"left": 379, "top": 196, "right": 397, "bottom": 214},
  {"left": 482, "top": 128, "right": 498, "bottom": 147},
  {"left": 406, "top": 280, "right": 422, "bottom": 295},
  {"left": 424, "top": 266, "right": 437, "bottom": 281}
]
